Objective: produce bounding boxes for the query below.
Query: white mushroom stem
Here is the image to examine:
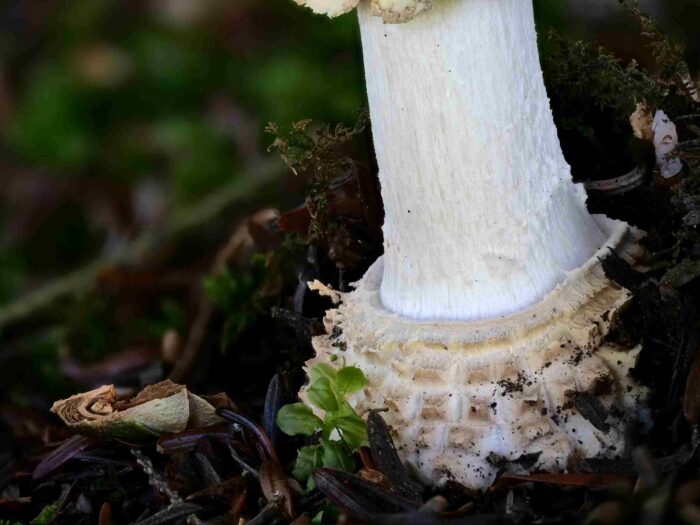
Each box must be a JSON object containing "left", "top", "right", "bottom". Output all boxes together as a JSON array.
[
  {"left": 295, "top": 0, "right": 648, "bottom": 489},
  {"left": 360, "top": 0, "right": 606, "bottom": 321}
]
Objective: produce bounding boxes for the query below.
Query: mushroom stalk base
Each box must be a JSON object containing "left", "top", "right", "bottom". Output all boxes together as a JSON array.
[{"left": 305, "top": 217, "right": 647, "bottom": 489}]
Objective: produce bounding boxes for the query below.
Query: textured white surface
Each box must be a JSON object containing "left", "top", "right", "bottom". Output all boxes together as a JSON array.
[
  {"left": 369, "top": 0, "right": 434, "bottom": 22},
  {"left": 293, "top": 0, "right": 360, "bottom": 18},
  {"left": 292, "top": 0, "right": 432, "bottom": 22},
  {"left": 359, "top": 0, "right": 607, "bottom": 321},
  {"left": 305, "top": 220, "right": 647, "bottom": 488}
]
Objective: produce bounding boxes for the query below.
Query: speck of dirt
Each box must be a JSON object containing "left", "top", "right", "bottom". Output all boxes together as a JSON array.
[{"left": 330, "top": 326, "right": 342, "bottom": 339}]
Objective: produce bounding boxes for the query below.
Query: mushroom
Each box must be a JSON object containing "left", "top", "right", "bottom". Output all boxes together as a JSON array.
[{"left": 295, "top": 0, "right": 647, "bottom": 488}]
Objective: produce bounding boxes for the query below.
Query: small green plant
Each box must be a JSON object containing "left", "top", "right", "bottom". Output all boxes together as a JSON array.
[
  {"left": 277, "top": 363, "right": 369, "bottom": 489},
  {"left": 1, "top": 501, "right": 62, "bottom": 525},
  {"left": 29, "top": 502, "right": 60, "bottom": 525}
]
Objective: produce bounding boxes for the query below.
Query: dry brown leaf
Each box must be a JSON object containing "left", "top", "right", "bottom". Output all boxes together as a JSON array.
[{"left": 51, "top": 380, "right": 225, "bottom": 442}]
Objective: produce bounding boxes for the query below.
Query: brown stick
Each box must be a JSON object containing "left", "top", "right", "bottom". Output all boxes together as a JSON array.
[{"left": 0, "top": 160, "right": 280, "bottom": 329}]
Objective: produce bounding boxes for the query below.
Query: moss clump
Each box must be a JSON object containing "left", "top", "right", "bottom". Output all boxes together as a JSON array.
[{"left": 267, "top": 110, "right": 383, "bottom": 272}]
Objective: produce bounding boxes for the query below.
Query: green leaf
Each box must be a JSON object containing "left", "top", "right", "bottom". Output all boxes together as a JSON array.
[
  {"left": 336, "top": 400, "right": 357, "bottom": 417},
  {"left": 203, "top": 270, "right": 237, "bottom": 311},
  {"left": 293, "top": 445, "right": 323, "bottom": 491},
  {"left": 307, "top": 376, "right": 339, "bottom": 412},
  {"left": 335, "top": 413, "right": 368, "bottom": 449},
  {"left": 321, "top": 440, "right": 355, "bottom": 472},
  {"left": 30, "top": 501, "right": 60, "bottom": 525},
  {"left": 309, "top": 363, "right": 338, "bottom": 384},
  {"left": 277, "top": 403, "right": 323, "bottom": 436},
  {"left": 336, "top": 366, "right": 369, "bottom": 394}
]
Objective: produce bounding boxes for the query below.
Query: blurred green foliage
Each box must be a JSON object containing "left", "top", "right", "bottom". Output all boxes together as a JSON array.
[
  {"left": 0, "top": 0, "right": 367, "bottom": 337},
  {"left": 203, "top": 255, "right": 268, "bottom": 350},
  {"left": 4, "top": 0, "right": 363, "bottom": 182}
]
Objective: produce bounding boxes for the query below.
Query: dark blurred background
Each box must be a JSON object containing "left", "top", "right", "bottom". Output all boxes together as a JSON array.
[{"left": 0, "top": 0, "right": 697, "bottom": 404}]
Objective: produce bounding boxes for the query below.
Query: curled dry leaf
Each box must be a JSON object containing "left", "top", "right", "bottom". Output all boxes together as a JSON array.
[
  {"left": 630, "top": 102, "right": 654, "bottom": 141},
  {"left": 51, "top": 380, "right": 226, "bottom": 442}
]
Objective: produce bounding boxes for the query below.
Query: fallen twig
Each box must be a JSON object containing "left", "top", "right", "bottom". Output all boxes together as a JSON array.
[{"left": 0, "top": 160, "right": 280, "bottom": 329}]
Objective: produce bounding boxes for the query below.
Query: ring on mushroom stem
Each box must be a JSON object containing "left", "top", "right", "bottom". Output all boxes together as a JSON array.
[{"left": 294, "top": 0, "right": 649, "bottom": 488}]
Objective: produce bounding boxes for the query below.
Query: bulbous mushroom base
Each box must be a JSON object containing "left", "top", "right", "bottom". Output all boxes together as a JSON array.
[{"left": 304, "top": 217, "right": 648, "bottom": 489}]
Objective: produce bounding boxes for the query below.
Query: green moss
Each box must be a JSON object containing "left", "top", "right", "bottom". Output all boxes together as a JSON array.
[
  {"left": 203, "top": 256, "right": 269, "bottom": 351},
  {"left": 29, "top": 501, "right": 60, "bottom": 525},
  {"left": 266, "top": 110, "right": 368, "bottom": 246},
  {"left": 8, "top": 67, "right": 98, "bottom": 170}
]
